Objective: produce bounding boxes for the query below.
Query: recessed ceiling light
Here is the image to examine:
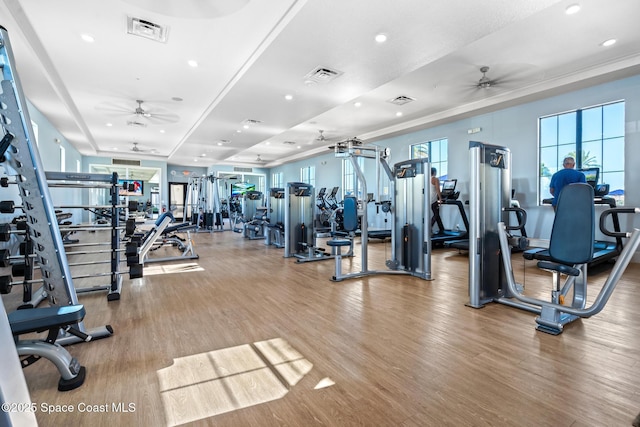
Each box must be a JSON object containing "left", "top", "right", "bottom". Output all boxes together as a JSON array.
[
  {"left": 159, "top": 129, "right": 165, "bottom": 133},
  {"left": 81, "top": 34, "right": 95, "bottom": 43},
  {"left": 297, "top": 146, "right": 301, "bottom": 149},
  {"left": 106, "top": 122, "right": 113, "bottom": 127},
  {"left": 194, "top": 158, "right": 198, "bottom": 162},
  {"left": 243, "top": 124, "right": 249, "bottom": 129},
  {"left": 396, "top": 112, "right": 403, "bottom": 117},
  {"left": 112, "top": 147, "right": 118, "bottom": 150},
  {"left": 200, "top": 154, "right": 206, "bottom": 157},
  {"left": 187, "top": 60, "right": 198, "bottom": 67},
  {"left": 375, "top": 33, "right": 387, "bottom": 43},
  {"left": 265, "top": 141, "right": 271, "bottom": 145},
  {"left": 354, "top": 102, "right": 362, "bottom": 107},
  {"left": 602, "top": 38, "right": 616, "bottom": 47},
  {"left": 565, "top": 4, "right": 581, "bottom": 15},
  {"left": 217, "top": 142, "right": 223, "bottom": 146},
  {"left": 236, "top": 130, "right": 242, "bottom": 133},
  {"left": 284, "top": 94, "right": 293, "bottom": 101}
]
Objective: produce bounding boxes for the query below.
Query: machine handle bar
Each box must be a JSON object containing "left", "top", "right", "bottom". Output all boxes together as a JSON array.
[
  {"left": 599, "top": 208, "right": 640, "bottom": 237},
  {"left": 502, "top": 207, "right": 527, "bottom": 231}
]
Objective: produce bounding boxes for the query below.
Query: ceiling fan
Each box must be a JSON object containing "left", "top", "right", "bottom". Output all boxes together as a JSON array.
[
  {"left": 476, "top": 66, "right": 498, "bottom": 89},
  {"left": 311, "top": 129, "right": 340, "bottom": 144},
  {"left": 130, "top": 142, "right": 157, "bottom": 154},
  {"left": 97, "top": 99, "right": 180, "bottom": 125}
]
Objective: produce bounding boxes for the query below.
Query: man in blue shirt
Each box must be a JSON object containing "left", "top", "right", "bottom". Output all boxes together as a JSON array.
[{"left": 549, "top": 156, "right": 586, "bottom": 209}]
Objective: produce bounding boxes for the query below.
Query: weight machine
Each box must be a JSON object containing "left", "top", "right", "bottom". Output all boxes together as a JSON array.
[
  {"left": 467, "top": 141, "right": 640, "bottom": 334},
  {"left": 329, "top": 140, "right": 431, "bottom": 281},
  {"left": 265, "top": 187, "right": 285, "bottom": 248}
]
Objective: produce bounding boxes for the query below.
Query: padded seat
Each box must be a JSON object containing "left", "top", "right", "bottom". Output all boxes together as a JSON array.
[
  {"left": 9, "top": 305, "right": 85, "bottom": 335},
  {"left": 162, "top": 222, "right": 195, "bottom": 235},
  {"left": 8, "top": 304, "right": 88, "bottom": 391},
  {"left": 537, "top": 261, "right": 580, "bottom": 277},
  {"left": 327, "top": 239, "right": 352, "bottom": 247}
]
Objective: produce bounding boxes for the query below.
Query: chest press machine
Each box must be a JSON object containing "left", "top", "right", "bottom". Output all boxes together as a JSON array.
[{"left": 467, "top": 141, "right": 640, "bottom": 334}]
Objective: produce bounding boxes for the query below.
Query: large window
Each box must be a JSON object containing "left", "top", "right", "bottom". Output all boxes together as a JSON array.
[
  {"left": 539, "top": 101, "right": 625, "bottom": 204},
  {"left": 300, "top": 166, "right": 315, "bottom": 188},
  {"left": 342, "top": 157, "right": 364, "bottom": 199},
  {"left": 271, "top": 172, "right": 283, "bottom": 189},
  {"left": 411, "top": 138, "right": 448, "bottom": 180}
]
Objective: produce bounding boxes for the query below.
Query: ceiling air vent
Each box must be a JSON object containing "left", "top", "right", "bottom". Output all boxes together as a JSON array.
[
  {"left": 243, "top": 119, "right": 263, "bottom": 125},
  {"left": 388, "top": 95, "right": 416, "bottom": 106},
  {"left": 127, "top": 17, "right": 169, "bottom": 43},
  {"left": 112, "top": 158, "right": 141, "bottom": 166},
  {"left": 304, "top": 67, "right": 343, "bottom": 84},
  {"left": 127, "top": 120, "right": 147, "bottom": 128},
  {"left": 234, "top": 167, "right": 253, "bottom": 173},
  {"left": 283, "top": 141, "right": 296, "bottom": 145}
]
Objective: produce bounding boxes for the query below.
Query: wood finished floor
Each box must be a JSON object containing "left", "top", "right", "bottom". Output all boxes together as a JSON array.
[{"left": 4, "top": 229, "right": 640, "bottom": 426}]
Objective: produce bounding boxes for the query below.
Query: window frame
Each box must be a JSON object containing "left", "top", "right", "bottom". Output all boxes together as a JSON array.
[{"left": 538, "top": 100, "right": 625, "bottom": 205}]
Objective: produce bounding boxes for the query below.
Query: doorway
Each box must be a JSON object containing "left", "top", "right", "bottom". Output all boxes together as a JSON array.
[{"left": 169, "top": 182, "right": 187, "bottom": 221}]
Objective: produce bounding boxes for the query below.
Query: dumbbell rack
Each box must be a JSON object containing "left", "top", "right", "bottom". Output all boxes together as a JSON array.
[{"left": 0, "top": 26, "right": 112, "bottom": 342}]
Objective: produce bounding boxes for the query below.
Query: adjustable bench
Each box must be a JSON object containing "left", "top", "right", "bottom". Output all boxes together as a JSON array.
[{"left": 8, "top": 304, "right": 88, "bottom": 391}]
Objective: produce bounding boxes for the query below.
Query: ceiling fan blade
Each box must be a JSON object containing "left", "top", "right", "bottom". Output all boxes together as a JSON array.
[
  {"left": 143, "top": 111, "right": 180, "bottom": 124},
  {"left": 95, "top": 101, "right": 135, "bottom": 116}
]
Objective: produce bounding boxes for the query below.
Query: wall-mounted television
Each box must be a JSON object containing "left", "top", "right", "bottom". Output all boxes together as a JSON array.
[
  {"left": 119, "top": 179, "right": 144, "bottom": 196},
  {"left": 231, "top": 182, "right": 256, "bottom": 196}
]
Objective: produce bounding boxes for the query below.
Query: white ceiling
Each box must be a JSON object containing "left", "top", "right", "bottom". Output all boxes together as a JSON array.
[{"left": 1, "top": 0, "right": 639, "bottom": 169}]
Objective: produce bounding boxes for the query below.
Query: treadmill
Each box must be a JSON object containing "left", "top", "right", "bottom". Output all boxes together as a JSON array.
[
  {"left": 431, "top": 179, "right": 470, "bottom": 247},
  {"left": 524, "top": 167, "right": 623, "bottom": 267},
  {"left": 445, "top": 189, "right": 526, "bottom": 252}
]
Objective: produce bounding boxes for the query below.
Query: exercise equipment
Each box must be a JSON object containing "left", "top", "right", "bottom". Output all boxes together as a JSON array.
[
  {"left": 0, "top": 295, "right": 38, "bottom": 426},
  {"left": 445, "top": 197, "right": 525, "bottom": 253},
  {"left": 329, "top": 140, "right": 431, "bottom": 281},
  {"left": 527, "top": 194, "right": 623, "bottom": 267},
  {"left": 242, "top": 191, "right": 267, "bottom": 240},
  {"left": 4, "top": 172, "right": 126, "bottom": 307},
  {"left": 0, "top": 26, "right": 112, "bottom": 344},
  {"left": 284, "top": 182, "right": 337, "bottom": 261},
  {"left": 467, "top": 141, "right": 514, "bottom": 308},
  {"left": 466, "top": 140, "right": 640, "bottom": 334},
  {"left": 326, "top": 196, "right": 358, "bottom": 278},
  {"left": 430, "top": 179, "right": 470, "bottom": 247},
  {"left": 184, "top": 174, "right": 237, "bottom": 232},
  {"left": 265, "top": 187, "right": 285, "bottom": 248},
  {"left": 385, "top": 158, "right": 432, "bottom": 278},
  {"left": 126, "top": 212, "right": 198, "bottom": 270},
  {"left": 497, "top": 183, "right": 640, "bottom": 334}
]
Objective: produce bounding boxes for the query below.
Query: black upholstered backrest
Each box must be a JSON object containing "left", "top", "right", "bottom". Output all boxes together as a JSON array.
[{"left": 548, "top": 183, "right": 594, "bottom": 264}]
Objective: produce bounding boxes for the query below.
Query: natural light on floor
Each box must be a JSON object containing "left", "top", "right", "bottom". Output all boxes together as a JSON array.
[
  {"left": 157, "top": 337, "right": 321, "bottom": 426},
  {"left": 141, "top": 262, "right": 204, "bottom": 276}
]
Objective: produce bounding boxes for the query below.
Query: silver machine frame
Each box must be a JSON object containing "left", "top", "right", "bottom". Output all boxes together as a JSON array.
[
  {"left": 331, "top": 140, "right": 431, "bottom": 281},
  {"left": 0, "top": 26, "right": 112, "bottom": 344},
  {"left": 468, "top": 140, "right": 640, "bottom": 334},
  {"left": 283, "top": 182, "right": 332, "bottom": 261},
  {"left": 265, "top": 187, "right": 285, "bottom": 248}
]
